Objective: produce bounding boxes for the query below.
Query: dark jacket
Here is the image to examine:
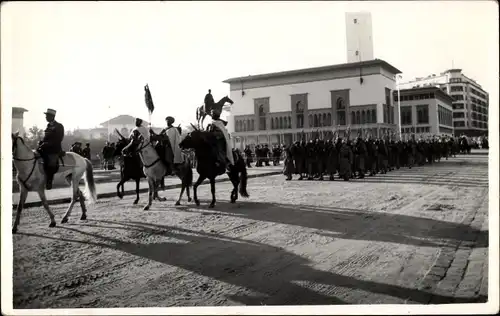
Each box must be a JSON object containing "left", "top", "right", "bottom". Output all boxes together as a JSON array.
[{"left": 39, "top": 120, "right": 64, "bottom": 154}]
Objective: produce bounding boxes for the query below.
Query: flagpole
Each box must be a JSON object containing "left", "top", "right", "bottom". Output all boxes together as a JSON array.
[{"left": 107, "top": 105, "right": 111, "bottom": 142}]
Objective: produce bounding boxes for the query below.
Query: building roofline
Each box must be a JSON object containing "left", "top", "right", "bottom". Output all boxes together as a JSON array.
[
  {"left": 12, "top": 107, "right": 28, "bottom": 112},
  {"left": 222, "top": 59, "right": 402, "bottom": 84},
  {"left": 394, "top": 86, "right": 454, "bottom": 103}
]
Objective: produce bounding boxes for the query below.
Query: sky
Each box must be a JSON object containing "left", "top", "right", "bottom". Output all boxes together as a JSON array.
[{"left": 1, "top": 1, "right": 498, "bottom": 131}]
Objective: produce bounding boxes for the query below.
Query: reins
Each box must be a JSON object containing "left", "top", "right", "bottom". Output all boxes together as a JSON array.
[{"left": 12, "top": 138, "right": 40, "bottom": 190}]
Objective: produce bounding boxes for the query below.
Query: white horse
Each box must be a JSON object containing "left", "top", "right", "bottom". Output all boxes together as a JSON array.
[
  {"left": 11, "top": 132, "right": 97, "bottom": 233},
  {"left": 124, "top": 136, "right": 167, "bottom": 210}
]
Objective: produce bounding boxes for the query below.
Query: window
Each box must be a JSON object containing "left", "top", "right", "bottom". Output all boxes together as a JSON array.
[
  {"left": 279, "top": 117, "right": 284, "bottom": 129},
  {"left": 454, "top": 121, "right": 465, "bottom": 127},
  {"left": 326, "top": 113, "right": 332, "bottom": 126},
  {"left": 296, "top": 101, "right": 304, "bottom": 128},
  {"left": 450, "top": 86, "right": 464, "bottom": 92},
  {"left": 355, "top": 51, "right": 359, "bottom": 56},
  {"left": 351, "top": 111, "right": 355, "bottom": 125},
  {"left": 308, "top": 115, "right": 313, "bottom": 127},
  {"left": 371, "top": 109, "right": 377, "bottom": 123},
  {"left": 453, "top": 112, "right": 464, "bottom": 119},
  {"left": 361, "top": 110, "right": 366, "bottom": 124},
  {"left": 337, "top": 98, "right": 346, "bottom": 126},
  {"left": 314, "top": 114, "right": 319, "bottom": 127},
  {"left": 356, "top": 111, "right": 361, "bottom": 125},
  {"left": 416, "top": 105, "right": 429, "bottom": 124},
  {"left": 354, "top": 18, "right": 357, "bottom": 24},
  {"left": 401, "top": 106, "right": 412, "bottom": 125},
  {"left": 258, "top": 105, "right": 266, "bottom": 130}
]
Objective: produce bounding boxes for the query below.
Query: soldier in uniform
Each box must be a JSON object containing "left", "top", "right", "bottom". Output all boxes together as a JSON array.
[
  {"left": 82, "top": 143, "right": 91, "bottom": 160},
  {"left": 37, "top": 108, "right": 65, "bottom": 190},
  {"left": 244, "top": 145, "right": 253, "bottom": 168}
]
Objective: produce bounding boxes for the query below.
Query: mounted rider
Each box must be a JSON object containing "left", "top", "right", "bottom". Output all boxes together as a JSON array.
[
  {"left": 150, "top": 116, "right": 184, "bottom": 174},
  {"left": 207, "top": 108, "right": 235, "bottom": 170},
  {"left": 122, "top": 118, "right": 150, "bottom": 156},
  {"left": 37, "top": 108, "right": 65, "bottom": 190},
  {"left": 204, "top": 89, "right": 215, "bottom": 113}
]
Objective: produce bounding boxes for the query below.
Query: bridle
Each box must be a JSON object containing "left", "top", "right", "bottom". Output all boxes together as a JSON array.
[
  {"left": 12, "top": 136, "right": 39, "bottom": 189},
  {"left": 130, "top": 137, "right": 162, "bottom": 169}
]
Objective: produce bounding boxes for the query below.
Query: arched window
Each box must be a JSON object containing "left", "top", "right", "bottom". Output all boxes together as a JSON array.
[
  {"left": 250, "top": 119, "right": 254, "bottom": 131},
  {"left": 258, "top": 105, "right": 266, "bottom": 130},
  {"left": 361, "top": 110, "right": 366, "bottom": 124},
  {"left": 288, "top": 116, "right": 292, "bottom": 128},
  {"left": 296, "top": 101, "right": 304, "bottom": 128},
  {"left": 327, "top": 113, "right": 332, "bottom": 126},
  {"left": 336, "top": 97, "right": 346, "bottom": 126},
  {"left": 322, "top": 113, "right": 327, "bottom": 126},
  {"left": 314, "top": 114, "right": 319, "bottom": 127},
  {"left": 279, "top": 117, "right": 284, "bottom": 129},
  {"left": 270, "top": 118, "right": 274, "bottom": 130},
  {"left": 309, "top": 115, "right": 313, "bottom": 127},
  {"left": 356, "top": 111, "right": 361, "bottom": 125},
  {"left": 371, "top": 109, "right": 377, "bottom": 123},
  {"left": 243, "top": 120, "right": 247, "bottom": 131},
  {"left": 351, "top": 111, "right": 355, "bottom": 125}
]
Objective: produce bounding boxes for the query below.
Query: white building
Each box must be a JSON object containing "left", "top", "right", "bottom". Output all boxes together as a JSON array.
[
  {"left": 72, "top": 115, "right": 163, "bottom": 140},
  {"left": 399, "top": 69, "right": 489, "bottom": 136},
  {"left": 394, "top": 87, "right": 454, "bottom": 137},
  {"left": 12, "top": 107, "right": 28, "bottom": 136},
  {"left": 345, "top": 12, "right": 374, "bottom": 63},
  {"left": 223, "top": 59, "right": 402, "bottom": 149}
]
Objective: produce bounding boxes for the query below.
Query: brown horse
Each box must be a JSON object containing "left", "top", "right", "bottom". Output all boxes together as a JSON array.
[{"left": 195, "top": 96, "right": 234, "bottom": 129}]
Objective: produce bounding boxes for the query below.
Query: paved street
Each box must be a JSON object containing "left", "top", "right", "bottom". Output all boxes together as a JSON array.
[{"left": 11, "top": 155, "right": 488, "bottom": 307}]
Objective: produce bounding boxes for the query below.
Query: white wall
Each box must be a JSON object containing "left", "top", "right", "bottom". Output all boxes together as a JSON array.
[
  {"left": 230, "top": 74, "right": 394, "bottom": 114},
  {"left": 345, "top": 12, "right": 374, "bottom": 63},
  {"left": 12, "top": 118, "right": 25, "bottom": 135}
]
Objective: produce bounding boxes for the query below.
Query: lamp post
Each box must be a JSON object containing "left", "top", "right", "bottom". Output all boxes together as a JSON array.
[{"left": 396, "top": 74, "right": 403, "bottom": 139}]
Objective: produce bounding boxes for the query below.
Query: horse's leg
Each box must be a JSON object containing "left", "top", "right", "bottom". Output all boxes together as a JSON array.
[
  {"left": 144, "top": 178, "right": 154, "bottom": 211},
  {"left": 154, "top": 180, "right": 167, "bottom": 202},
  {"left": 208, "top": 177, "right": 216, "bottom": 208},
  {"left": 116, "top": 178, "right": 126, "bottom": 199},
  {"left": 186, "top": 184, "right": 192, "bottom": 202},
  {"left": 12, "top": 188, "right": 29, "bottom": 234},
  {"left": 78, "top": 189, "right": 88, "bottom": 220},
  {"left": 37, "top": 189, "right": 57, "bottom": 227},
  {"left": 133, "top": 178, "right": 140, "bottom": 204},
  {"left": 229, "top": 171, "right": 239, "bottom": 204},
  {"left": 193, "top": 175, "right": 206, "bottom": 206},
  {"left": 61, "top": 177, "right": 79, "bottom": 224},
  {"left": 175, "top": 184, "right": 185, "bottom": 206}
]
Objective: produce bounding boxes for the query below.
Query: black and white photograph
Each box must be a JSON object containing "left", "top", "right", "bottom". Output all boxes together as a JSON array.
[{"left": 1, "top": 1, "right": 498, "bottom": 315}]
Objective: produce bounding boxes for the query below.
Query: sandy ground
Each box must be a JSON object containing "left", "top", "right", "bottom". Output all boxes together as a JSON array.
[{"left": 11, "top": 156, "right": 488, "bottom": 308}]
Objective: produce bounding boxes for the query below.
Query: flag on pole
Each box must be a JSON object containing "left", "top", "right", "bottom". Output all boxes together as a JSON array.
[{"left": 144, "top": 84, "right": 155, "bottom": 114}]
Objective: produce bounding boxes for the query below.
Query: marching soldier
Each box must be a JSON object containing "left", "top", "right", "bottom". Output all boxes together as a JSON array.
[
  {"left": 82, "top": 143, "right": 91, "bottom": 160},
  {"left": 37, "top": 108, "right": 65, "bottom": 190}
]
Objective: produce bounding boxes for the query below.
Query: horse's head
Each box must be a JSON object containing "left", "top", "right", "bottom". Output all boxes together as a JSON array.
[
  {"left": 220, "top": 95, "right": 234, "bottom": 105},
  {"left": 113, "top": 137, "right": 130, "bottom": 157},
  {"left": 11, "top": 131, "right": 30, "bottom": 158},
  {"left": 180, "top": 123, "right": 211, "bottom": 151}
]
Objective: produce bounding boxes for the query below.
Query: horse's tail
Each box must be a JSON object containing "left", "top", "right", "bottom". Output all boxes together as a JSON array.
[
  {"left": 238, "top": 155, "right": 249, "bottom": 198},
  {"left": 83, "top": 158, "right": 98, "bottom": 204}
]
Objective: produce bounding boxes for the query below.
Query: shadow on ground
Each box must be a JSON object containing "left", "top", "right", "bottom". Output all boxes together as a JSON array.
[{"left": 18, "top": 213, "right": 487, "bottom": 307}]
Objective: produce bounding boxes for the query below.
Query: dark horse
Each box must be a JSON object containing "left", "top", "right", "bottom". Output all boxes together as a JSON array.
[
  {"left": 179, "top": 123, "right": 249, "bottom": 208},
  {"left": 196, "top": 96, "right": 234, "bottom": 129},
  {"left": 113, "top": 137, "right": 146, "bottom": 205}
]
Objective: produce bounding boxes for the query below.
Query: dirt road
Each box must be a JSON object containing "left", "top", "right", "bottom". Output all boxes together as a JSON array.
[{"left": 11, "top": 156, "right": 488, "bottom": 308}]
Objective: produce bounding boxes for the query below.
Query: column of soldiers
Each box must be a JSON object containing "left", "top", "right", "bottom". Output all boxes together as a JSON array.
[
  {"left": 243, "top": 144, "right": 284, "bottom": 168},
  {"left": 282, "top": 127, "right": 461, "bottom": 182}
]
